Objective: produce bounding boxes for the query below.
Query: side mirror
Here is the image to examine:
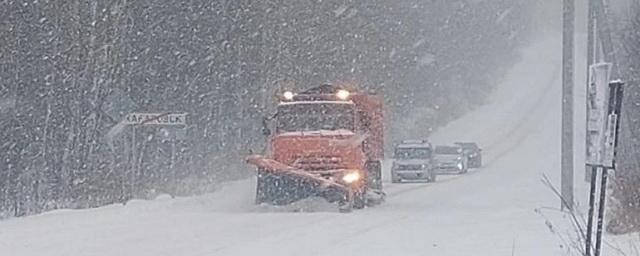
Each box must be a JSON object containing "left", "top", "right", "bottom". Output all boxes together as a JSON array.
[{"left": 261, "top": 117, "right": 271, "bottom": 136}]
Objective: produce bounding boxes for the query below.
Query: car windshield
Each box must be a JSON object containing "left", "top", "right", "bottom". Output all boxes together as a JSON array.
[
  {"left": 395, "top": 147, "right": 431, "bottom": 159},
  {"left": 276, "top": 103, "right": 354, "bottom": 132},
  {"left": 435, "top": 146, "right": 460, "bottom": 155},
  {"left": 457, "top": 143, "right": 478, "bottom": 150}
]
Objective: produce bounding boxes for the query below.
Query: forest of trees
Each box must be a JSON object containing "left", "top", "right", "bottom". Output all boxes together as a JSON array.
[
  {"left": 608, "top": 0, "right": 640, "bottom": 234},
  {"left": 0, "top": 0, "right": 534, "bottom": 217}
]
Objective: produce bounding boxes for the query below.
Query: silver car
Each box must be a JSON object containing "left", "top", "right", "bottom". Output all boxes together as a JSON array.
[
  {"left": 433, "top": 145, "right": 468, "bottom": 174},
  {"left": 391, "top": 140, "right": 437, "bottom": 183}
]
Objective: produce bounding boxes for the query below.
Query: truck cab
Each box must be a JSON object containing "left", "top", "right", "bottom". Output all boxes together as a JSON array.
[{"left": 391, "top": 140, "right": 437, "bottom": 183}]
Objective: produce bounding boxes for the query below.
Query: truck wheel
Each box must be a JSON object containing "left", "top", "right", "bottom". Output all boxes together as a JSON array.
[
  {"left": 353, "top": 191, "right": 367, "bottom": 209},
  {"left": 338, "top": 199, "right": 353, "bottom": 213},
  {"left": 255, "top": 168, "right": 268, "bottom": 204},
  {"left": 366, "top": 161, "right": 383, "bottom": 190},
  {"left": 391, "top": 172, "right": 401, "bottom": 183}
]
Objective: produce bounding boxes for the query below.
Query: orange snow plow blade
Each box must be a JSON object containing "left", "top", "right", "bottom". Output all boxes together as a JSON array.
[
  {"left": 246, "top": 155, "right": 351, "bottom": 206},
  {"left": 246, "top": 155, "right": 349, "bottom": 191}
]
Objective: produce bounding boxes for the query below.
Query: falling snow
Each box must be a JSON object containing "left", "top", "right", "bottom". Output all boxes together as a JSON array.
[{"left": 0, "top": 1, "right": 639, "bottom": 256}]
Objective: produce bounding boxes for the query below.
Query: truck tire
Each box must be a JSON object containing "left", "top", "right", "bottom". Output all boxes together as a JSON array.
[
  {"left": 338, "top": 198, "right": 353, "bottom": 213},
  {"left": 391, "top": 171, "right": 401, "bottom": 183},
  {"left": 353, "top": 190, "right": 367, "bottom": 209},
  {"left": 366, "top": 160, "right": 383, "bottom": 190},
  {"left": 255, "top": 168, "right": 268, "bottom": 204}
]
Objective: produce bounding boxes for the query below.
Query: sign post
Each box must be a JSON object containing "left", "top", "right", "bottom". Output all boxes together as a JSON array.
[
  {"left": 584, "top": 77, "right": 624, "bottom": 256},
  {"left": 101, "top": 89, "right": 138, "bottom": 203}
]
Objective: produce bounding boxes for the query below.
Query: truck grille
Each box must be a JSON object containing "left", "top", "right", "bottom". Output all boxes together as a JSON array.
[{"left": 293, "top": 156, "right": 343, "bottom": 170}]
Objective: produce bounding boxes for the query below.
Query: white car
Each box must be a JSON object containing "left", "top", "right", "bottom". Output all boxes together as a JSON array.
[{"left": 391, "top": 140, "right": 437, "bottom": 183}]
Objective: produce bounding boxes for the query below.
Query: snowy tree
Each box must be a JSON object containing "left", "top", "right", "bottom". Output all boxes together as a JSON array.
[{"left": 608, "top": 0, "right": 640, "bottom": 234}]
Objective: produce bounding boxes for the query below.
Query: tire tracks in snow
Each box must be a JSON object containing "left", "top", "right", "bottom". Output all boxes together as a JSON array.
[{"left": 479, "top": 68, "right": 560, "bottom": 167}]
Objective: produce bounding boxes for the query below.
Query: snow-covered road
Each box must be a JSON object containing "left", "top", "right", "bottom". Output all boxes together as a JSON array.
[{"left": 0, "top": 32, "right": 590, "bottom": 256}]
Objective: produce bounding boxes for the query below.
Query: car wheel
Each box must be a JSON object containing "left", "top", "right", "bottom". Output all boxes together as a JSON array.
[{"left": 391, "top": 171, "right": 401, "bottom": 183}]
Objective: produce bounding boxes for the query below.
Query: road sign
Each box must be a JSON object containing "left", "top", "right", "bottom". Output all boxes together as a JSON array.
[
  {"left": 602, "top": 81, "right": 624, "bottom": 169},
  {"left": 124, "top": 113, "right": 188, "bottom": 126},
  {"left": 586, "top": 63, "right": 612, "bottom": 166},
  {"left": 602, "top": 112, "right": 618, "bottom": 167}
]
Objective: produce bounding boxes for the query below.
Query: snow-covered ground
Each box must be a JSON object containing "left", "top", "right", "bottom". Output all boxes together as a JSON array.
[{"left": 2, "top": 32, "right": 608, "bottom": 256}]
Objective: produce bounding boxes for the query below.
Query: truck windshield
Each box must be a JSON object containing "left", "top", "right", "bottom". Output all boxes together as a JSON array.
[
  {"left": 395, "top": 148, "right": 432, "bottom": 159},
  {"left": 276, "top": 102, "right": 355, "bottom": 132}
]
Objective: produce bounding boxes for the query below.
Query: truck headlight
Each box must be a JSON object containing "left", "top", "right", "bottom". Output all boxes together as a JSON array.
[
  {"left": 336, "top": 89, "right": 350, "bottom": 100},
  {"left": 342, "top": 171, "right": 361, "bottom": 184}
]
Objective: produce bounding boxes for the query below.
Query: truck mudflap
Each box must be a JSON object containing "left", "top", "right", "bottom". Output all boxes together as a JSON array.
[{"left": 247, "top": 155, "right": 351, "bottom": 206}]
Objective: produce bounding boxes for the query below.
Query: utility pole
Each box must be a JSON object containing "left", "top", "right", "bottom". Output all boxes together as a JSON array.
[
  {"left": 586, "top": 0, "right": 596, "bottom": 184},
  {"left": 585, "top": 1, "right": 597, "bottom": 254},
  {"left": 561, "top": 0, "right": 575, "bottom": 211}
]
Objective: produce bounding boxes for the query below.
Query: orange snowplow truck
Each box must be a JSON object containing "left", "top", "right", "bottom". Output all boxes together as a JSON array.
[{"left": 247, "top": 84, "right": 384, "bottom": 212}]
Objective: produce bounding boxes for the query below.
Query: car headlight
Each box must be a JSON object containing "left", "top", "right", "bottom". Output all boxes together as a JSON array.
[
  {"left": 342, "top": 171, "right": 361, "bottom": 184},
  {"left": 282, "top": 91, "right": 295, "bottom": 100},
  {"left": 421, "top": 164, "right": 427, "bottom": 169},
  {"left": 457, "top": 162, "right": 464, "bottom": 170}
]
